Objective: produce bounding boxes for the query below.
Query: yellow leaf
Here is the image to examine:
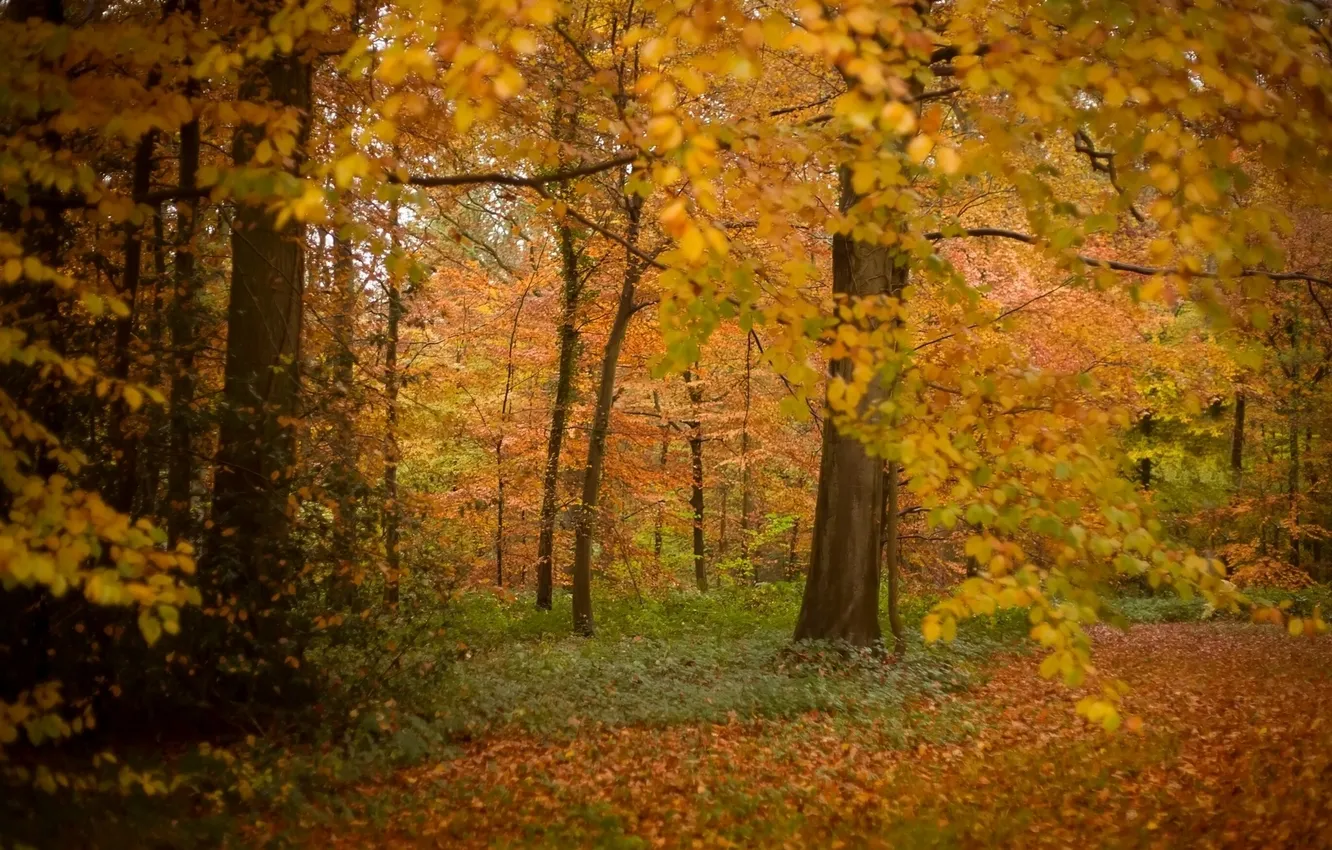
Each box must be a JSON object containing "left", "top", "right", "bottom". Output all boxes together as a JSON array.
[
  {"left": 680, "top": 226, "right": 705, "bottom": 262},
  {"left": 935, "top": 146, "right": 962, "bottom": 175},
  {"left": 922, "top": 614, "right": 942, "bottom": 643},
  {"left": 493, "top": 66, "right": 525, "bottom": 100},
  {"left": 122, "top": 385, "right": 143, "bottom": 411},
  {"left": 907, "top": 134, "right": 934, "bottom": 164}
]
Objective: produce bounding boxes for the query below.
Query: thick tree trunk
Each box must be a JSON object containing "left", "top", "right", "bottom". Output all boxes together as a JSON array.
[
  {"left": 208, "top": 48, "right": 311, "bottom": 638},
  {"left": 111, "top": 130, "right": 156, "bottom": 514},
  {"left": 884, "top": 460, "right": 904, "bottom": 655},
  {"left": 536, "top": 224, "right": 583, "bottom": 609},
  {"left": 167, "top": 94, "right": 200, "bottom": 546},
  {"left": 794, "top": 173, "right": 904, "bottom": 646},
  {"left": 685, "top": 369, "right": 707, "bottom": 592},
  {"left": 570, "top": 197, "right": 643, "bottom": 635}
]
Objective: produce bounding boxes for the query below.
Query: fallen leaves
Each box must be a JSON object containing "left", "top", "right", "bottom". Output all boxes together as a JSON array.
[{"left": 288, "top": 623, "right": 1332, "bottom": 849}]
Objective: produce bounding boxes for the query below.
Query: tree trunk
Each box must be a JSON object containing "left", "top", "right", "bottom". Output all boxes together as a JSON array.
[
  {"left": 111, "top": 130, "right": 156, "bottom": 514},
  {"left": 570, "top": 196, "right": 643, "bottom": 635},
  {"left": 139, "top": 208, "right": 170, "bottom": 517},
  {"left": 685, "top": 369, "right": 707, "bottom": 592},
  {"left": 653, "top": 390, "right": 668, "bottom": 562},
  {"left": 1137, "top": 413, "right": 1153, "bottom": 489},
  {"left": 167, "top": 82, "right": 200, "bottom": 546},
  {"left": 494, "top": 283, "right": 528, "bottom": 588},
  {"left": 794, "top": 171, "right": 904, "bottom": 646},
  {"left": 718, "top": 483, "right": 729, "bottom": 563},
  {"left": 383, "top": 200, "right": 402, "bottom": 604},
  {"left": 786, "top": 516, "right": 800, "bottom": 580},
  {"left": 1230, "top": 390, "right": 1245, "bottom": 484},
  {"left": 884, "top": 460, "right": 904, "bottom": 655},
  {"left": 495, "top": 438, "right": 505, "bottom": 587},
  {"left": 330, "top": 233, "right": 358, "bottom": 586},
  {"left": 536, "top": 224, "right": 583, "bottom": 609},
  {"left": 1290, "top": 411, "right": 1301, "bottom": 570},
  {"left": 208, "top": 45, "right": 310, "bottom": 614},
  {"left": 740, "top": 332, "right": 754, "bottom": 577}
]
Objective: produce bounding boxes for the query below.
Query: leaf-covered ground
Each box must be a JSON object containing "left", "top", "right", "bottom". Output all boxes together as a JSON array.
[{"left": 287, "top": 623, "right": 1332, "bottom": 849}]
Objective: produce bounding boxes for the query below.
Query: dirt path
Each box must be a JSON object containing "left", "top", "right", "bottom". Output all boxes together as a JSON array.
[{"left": 309, "top": 624, "right": 1332, "bottom": 848}]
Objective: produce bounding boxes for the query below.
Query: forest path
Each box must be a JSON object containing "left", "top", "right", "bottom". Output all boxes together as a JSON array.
[{"left": 315, "top": 624, "right": 1332, "bottom": 849}]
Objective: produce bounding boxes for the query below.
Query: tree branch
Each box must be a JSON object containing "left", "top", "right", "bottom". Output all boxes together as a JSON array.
[
  {"left": 403, "top": 151, "right": 639, "bottom": 188},
  {"left": 926, "top": 227, "right": 1332, "bottom": 288}
]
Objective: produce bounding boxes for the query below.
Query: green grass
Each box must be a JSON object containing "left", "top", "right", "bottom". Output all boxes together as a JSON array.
[
  {"left": 1107, "top": 584, "right": 1332, "bottom": 624},
  {"left": 313, "top": 583, "right": 1029, "bottom": 749}
]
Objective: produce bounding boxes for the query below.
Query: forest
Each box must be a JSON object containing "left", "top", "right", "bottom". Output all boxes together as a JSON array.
[{"left": 2, "top": 0, "right": 1332, "bottom": 846}]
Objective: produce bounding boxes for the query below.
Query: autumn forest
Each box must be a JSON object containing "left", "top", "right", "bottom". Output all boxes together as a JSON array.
[{"left": 3, "top": 0, "right": 1332, "bottom": 846}]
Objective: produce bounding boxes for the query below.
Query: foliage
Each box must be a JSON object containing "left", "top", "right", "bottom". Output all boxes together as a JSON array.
[{"left": 4, "top": 0, "right": 1332, "bottom": 841}]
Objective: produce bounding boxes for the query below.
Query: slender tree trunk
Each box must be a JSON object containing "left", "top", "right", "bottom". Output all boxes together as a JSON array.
[
  {"left": 653, "top": 390, "right": 668, "bottom": 562},
  {"left": 167, "top": 75, "right": 200, "bottom": 546},
  {"left": 495, "top": 439, "right": 505, "bottom": 587},
  {"left": 383, "top": 200, "right": 402, "bottom": 604},
  {"left": 1290, "top": 411, "right": 1301, "bottom": 570},
  {"left": 570, "top": 196, "right": 643, "bottom": 635},
  {"left": 111, "top": 130, "right": 156, "bottom": 514},
  {"left": 536, "top": 224, "right": 583, "bottom": 609},
  {"left": 740, "top": 332, "right": 754, "bottom": 577},
  {"left": 140, "top": 210, "right": 170, "bottom": 517},
  {"left": 786, "top": 516, "right": 800, "bottom": 580},
  {"left": 494, "top": 283, "right": 528, "bottom": 588},
  {"left": 718, "top": 483, "right": 729, "bottom": 563},
  {"left": 884, "top": 460, "right": 904, "bottom": 655},
  {"left": 1231, "top": 390, "right": 1246, "bottom": 484},
  {"left": 1137, "top": 413, "right": 1153, "bottom": 489},
  {"left": 685, "top": 369, "right": 707, "bottom": 592},
  {"left": 794, "top": 170, "right": 904, "bottom": 646},
  {"left": 330, "top": 234, "right": 358, "bottom": 581}
]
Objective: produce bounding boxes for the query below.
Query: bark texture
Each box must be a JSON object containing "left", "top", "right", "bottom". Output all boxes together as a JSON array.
[{"left": 794, "top": 173, "right": 905, "bottom": 646}]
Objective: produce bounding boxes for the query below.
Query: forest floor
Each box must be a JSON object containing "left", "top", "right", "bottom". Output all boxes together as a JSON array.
[{"left": 281, "top": 620, "right": 1332, "bottom": 849}]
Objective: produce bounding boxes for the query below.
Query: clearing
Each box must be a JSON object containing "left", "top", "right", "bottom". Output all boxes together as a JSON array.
[{"left": 280, "top": 621, "right": 1332, "bottom": 849}]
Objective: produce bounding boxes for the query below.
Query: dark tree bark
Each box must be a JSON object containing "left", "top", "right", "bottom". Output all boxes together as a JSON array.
[
  {"left": 536, "top": 224, "right": 583, "bottom": 609},
  {"left": 685, "top": 369, "right": 707, "bottom": 592},
  {"left": 570, "top": 195, "right": 643, "bottom": 635},
  {"left": 110, "top": 130, "right": 156, "bottom": 514},
  {"left": 167, "top": 72, "right": 200, "bottom": 546},
  {"left": 794, "top": 171, "right": 905, "bottom": 646},
  {"left": 884, "top": 460, "right": 904, "bottom": 655},
  {"left": 207, "top": 45, "right": 311, "bottom": 662},
  {"left": 139, "top": 209, "right": 170, "bottom": 517}
]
